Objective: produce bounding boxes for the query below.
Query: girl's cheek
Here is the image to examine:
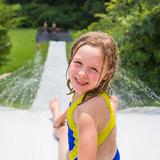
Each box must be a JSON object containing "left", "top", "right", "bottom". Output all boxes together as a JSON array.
[
  {"left": 69, "top": 63, "right": 76, "bottom": 70},
  {"left": 89, "top": 73, "right": 99, "bottom": 81},
  {"left": 69, "top": 66, "right": 75, "bottom": 74},
  {"left": 68, "top": 65, "right": 76, "bottom": 78}
]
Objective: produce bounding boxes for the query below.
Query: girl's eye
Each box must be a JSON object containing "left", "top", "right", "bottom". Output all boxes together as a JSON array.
[
  {"left": 74, "top": 61, "right": 82, "bottom": 65},
  {"left": 90, "top": 67, "right": 99, "bottom": 73}
]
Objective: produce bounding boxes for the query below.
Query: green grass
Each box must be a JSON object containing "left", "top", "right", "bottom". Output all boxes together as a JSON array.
[
  {"left": 0, "top": 28, "right": 48, "bottom": 74},
  {"left": 66, "top": 30, "right": 76, "bottom": 61},
  {"left": 0, "top": 28, "right": 49, "bottom": 109}
]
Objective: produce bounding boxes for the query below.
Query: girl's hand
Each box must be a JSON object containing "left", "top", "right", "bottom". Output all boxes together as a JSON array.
[
  {"left": 49, "top": 98, "right": 67, "bottom": 128},
  {"left": 54, "top": 116, "right": 67, "bottom": 128},
  {"left": 110, "top": 96, "right": 120, "bottom": 111},
  {"left": 49, "top": 98, "right": 59, "bottom": 111}
]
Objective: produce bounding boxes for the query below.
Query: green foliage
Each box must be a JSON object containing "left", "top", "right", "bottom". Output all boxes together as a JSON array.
[
  {"left": 18, "top": 3, "right": 76, "bottom": 28},
  {"left": 120, "top": 4, "right": 160, "bottom": 93},
  {"left": 73, "top": 0, "right": 160, "bottom": 95},
  {"left": 0, "top": 28, "right": 48, "bottom": 74},
  {"left": 13, "top": 0, "right": 106, "bottom": 30},
  {"left": 18, "top": 3, "right": 51, "bottom": 27},
  {"left": 0, "top": 1, "right": 23, "bottom": 28},
  {"left": 0, "top": 28, "right": 48, "bottom": 109},
  {"left": 0, "top": 1, "right": 23, "bottom": 66},
  {"left": 0, "top": 26, "right": 10, "bottom": 66}
]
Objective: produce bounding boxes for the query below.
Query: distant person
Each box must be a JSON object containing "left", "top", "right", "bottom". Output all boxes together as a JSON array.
[
  {"left": 50, "top": 23, "right": 72, "bottom": 42},
  {"left": 50, "top": 23, "right": 57, "bottom": 31},
  {"left": 36, "top": 21, "right": 50, "bottom": 49},
  {"left": 49, "top": 31, "right": 120, "bottom": 160},
  {"left": 50, "top": 23, "right": 60, "bottom": 41}
]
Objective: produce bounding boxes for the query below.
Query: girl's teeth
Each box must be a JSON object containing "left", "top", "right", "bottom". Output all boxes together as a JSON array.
[{"left": 76, "top": 78, "right": 87, "bottom": 85}]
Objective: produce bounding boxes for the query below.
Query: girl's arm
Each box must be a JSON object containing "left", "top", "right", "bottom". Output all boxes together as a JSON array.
[
  {"left": 49, "top": 98, "right": 68, "bottom": 128},
  {"left": 77, "top": 112, "right": 97, "bottom": 160},
  {"left": 54, "top": 110, "right": 67, "bottom": 128}
]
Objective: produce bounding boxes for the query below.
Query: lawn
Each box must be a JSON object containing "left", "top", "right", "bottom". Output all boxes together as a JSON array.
[
  {"left": 0, "top": 28, "right": 49, "bottom": 109},
  {"left": 0, "top": 28, "right": 48, "bottom": 74}
]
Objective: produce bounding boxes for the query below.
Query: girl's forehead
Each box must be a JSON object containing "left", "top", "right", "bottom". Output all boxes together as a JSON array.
[
  {"left": 72, "top": 45, "right": 106, "bottom": 68},
  {"left": 74, "top": 45, "right": 103, "bottom": 59}
]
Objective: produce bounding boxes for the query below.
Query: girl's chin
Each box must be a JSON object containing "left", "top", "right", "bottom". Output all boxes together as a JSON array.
[
  {"left": 73, "top": 87, "right": 87, "bottom": 95},
  {"left": 73, "top": 86, "right": 89, "bottom": 96}
]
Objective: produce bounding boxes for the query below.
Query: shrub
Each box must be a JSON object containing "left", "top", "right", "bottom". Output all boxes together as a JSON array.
[{"left": 0, "top": 1, "right": 21, "bottom": 66}]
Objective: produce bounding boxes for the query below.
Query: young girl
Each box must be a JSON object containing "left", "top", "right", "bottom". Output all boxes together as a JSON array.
[{"left": 50, "top": 31, "right": 120, "bottom": 160}]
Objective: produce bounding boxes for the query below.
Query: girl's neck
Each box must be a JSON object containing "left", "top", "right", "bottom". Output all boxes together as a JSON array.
[{"left": 73, "top": 92, "right": 85, "bottom": 101}]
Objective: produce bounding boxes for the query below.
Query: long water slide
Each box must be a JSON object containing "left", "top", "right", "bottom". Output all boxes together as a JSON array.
[
  {"left": 0, "top": 41, "right": 69, "bottom": 160},
  {"left": 32, "top": 41, "right": 70, "bottom": 111},
  {"left": 0, "top": 41, "right": 160, "bottom": 160}
]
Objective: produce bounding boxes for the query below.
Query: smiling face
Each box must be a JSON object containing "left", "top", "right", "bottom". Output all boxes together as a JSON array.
[{"left": 68, "top": 45, "right": 107, "bottom": 96}]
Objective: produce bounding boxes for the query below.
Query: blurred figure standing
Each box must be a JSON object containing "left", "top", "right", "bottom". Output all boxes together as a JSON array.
[
  {"left": 36, "top": 21, "right": 50, "bottom": 50},
  {"left": 50, "top": 23, "right": 60, "bottom": 41}
]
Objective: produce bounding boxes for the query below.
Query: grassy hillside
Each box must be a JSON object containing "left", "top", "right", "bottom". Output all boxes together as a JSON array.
[{"left": 0, "top": 28, "right": 42, "bottom": 74}]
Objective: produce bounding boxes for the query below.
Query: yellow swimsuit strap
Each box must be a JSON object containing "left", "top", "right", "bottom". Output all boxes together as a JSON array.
[
  {"left": 67, "top": 92, "right": 116, "bottom": 145},
  {"left": 67, "top": 95, "right": 84, "bottom": 160},
  {"left": 67, "top": 92, "right": 116, "bottom": 159},
  {"left": 98, "top": 92, "right": 116, "bottom": 146},
  {"left": 67, "top": 95, "right": 84, "bottom": 132}
]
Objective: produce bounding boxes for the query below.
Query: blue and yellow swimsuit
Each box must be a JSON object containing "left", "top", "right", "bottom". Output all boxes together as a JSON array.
[
  {"left": 67, "top": 93, "right": 120, "bottom": 160},
  {"left": 67, "top": 92, "right": 120, "bottom": 160}
]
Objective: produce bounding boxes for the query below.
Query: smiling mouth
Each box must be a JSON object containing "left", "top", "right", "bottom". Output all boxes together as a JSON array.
[{"left": 75, "top": 77, "right": 88, "bottom": 86}]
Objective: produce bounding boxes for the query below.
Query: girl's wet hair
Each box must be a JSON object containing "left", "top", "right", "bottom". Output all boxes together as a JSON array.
[{"left": 66, "top": 31, "right": 119, "bottom": 102}]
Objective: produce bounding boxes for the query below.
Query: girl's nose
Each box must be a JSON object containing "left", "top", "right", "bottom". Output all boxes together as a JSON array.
[{"left": 78, "top": 69, "right": 87, "bottom": 78}]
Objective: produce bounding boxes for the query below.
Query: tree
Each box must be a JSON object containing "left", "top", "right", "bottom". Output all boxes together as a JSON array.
[
  {"left": 5, "top": 0, "right": 107, "bottom": 29},
  {"left": 0, "top": 0, "right": 21, "bottom": 66},
  {"left": 75, "top": 0, "right": 160, "bottom": 95}
]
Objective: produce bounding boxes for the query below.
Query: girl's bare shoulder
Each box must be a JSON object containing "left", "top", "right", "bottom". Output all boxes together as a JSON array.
[
  {"left": 80, "top": 95, "right": 108, "bottom": 112},
  {"left": 74, "top": 95, "right": 109, "bottom": 125}
]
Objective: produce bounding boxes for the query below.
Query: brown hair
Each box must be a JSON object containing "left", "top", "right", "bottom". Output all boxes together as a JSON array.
[{"left": 66, "top": 31, "right": 119, "bottom": 102}]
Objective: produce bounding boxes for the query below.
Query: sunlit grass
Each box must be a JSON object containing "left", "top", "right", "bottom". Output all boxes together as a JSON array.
[
  {"left": 0, "top": 28, "right": 48, "bottom": 74},
  {"left": 0, "top": 28, "right": 49, "bottom": 109}
]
